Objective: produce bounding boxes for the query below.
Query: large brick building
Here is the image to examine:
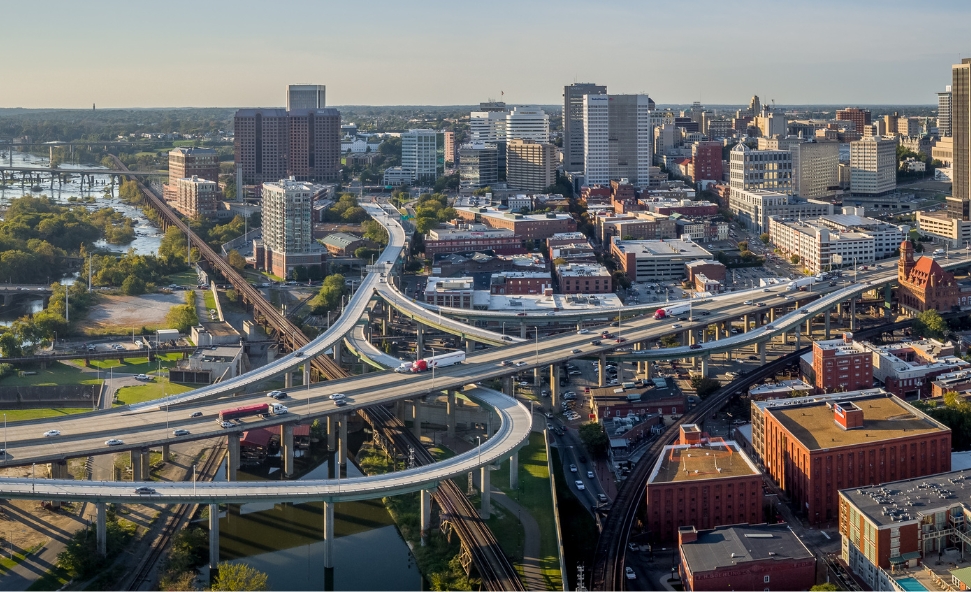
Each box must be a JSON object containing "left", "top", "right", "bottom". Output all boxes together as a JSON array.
[
  {"left": 454, "top": 208, "right": 577, "bottom": 241},
  {"left": 678, "top": 524, "right": 816, "bottom": 592},
  {"left": 811, "top": 335, "right": 874, "bottom": 393},
  {"left": 690, "top": 141, "right": 724, "bottom": 183},
  {"left": 645, "top": 426, "right": 763, "bottom": 542},
  {"left": 898, "top": 239, "right": 960, "bottom": 314},
  {"left": 760, "top": 392, "right": 951, "bottom": 524},
  {"left": 423, "top": 227, "right": 524, "bottom": 257}
]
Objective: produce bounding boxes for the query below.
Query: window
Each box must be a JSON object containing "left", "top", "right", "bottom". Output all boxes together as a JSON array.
[{"left": 764, "top": 576, "right": 771, "bottom": 583}]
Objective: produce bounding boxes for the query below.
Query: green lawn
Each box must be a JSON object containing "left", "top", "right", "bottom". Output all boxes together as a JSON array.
[
  {"left": 2, "top": 408, "right": 93, "bottom": 422},
  {"left": 114, "top": 379, "right": 195, "bottom": 406},
  {"left": 486, "top": 503, "right": 526, "bottom": 564},
  {"left": 87, "top": 353, "right": 182, "bottom": 374},
  {"left": 203, "top": 290, "right": 217, "bottom": 312},
  {"left": 26, "top": 565, "right": 70, "bottom": 591},
  {"left": 491, "top": 431, "right": 564, "bottom": 591},
  {"left": 163, "top": 269, "right": 200, "bottom": 287},
  {"left": 0, "top": 362, "right": 101, "bottom": 387}
]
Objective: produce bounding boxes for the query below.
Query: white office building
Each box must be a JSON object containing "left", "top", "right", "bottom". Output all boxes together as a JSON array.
[
  {"left": 768, "top": 217, "right": 876, "bottom": 274},
  {"left": 729, "top": 188, "right": 834, "bottom": 233},
  {"left": 729, "top": 143, "right": 793, "bottom": 202},
  {"left": 850, "top": 136, "right": 897, "bottom": 196},
  {"left": 470, "top": 110, "right": 507, "bottom": 143},
  {"left": 816, "top": 214, "right": 908, "bottom": 259},
  {"left": 505, "top": 106, "right": 550, "bottom": 143},
  {"left": 402, "top": 129, "right": 441, "bottom": 184}
]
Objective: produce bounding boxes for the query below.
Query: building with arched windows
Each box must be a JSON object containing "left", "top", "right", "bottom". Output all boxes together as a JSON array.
[{"left": 896, "top": 239, "right": 959, "bottom": 314}]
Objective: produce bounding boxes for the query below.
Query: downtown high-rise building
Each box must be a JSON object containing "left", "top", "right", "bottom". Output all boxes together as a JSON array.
[
  {"left": 506, "top": 139, "right": 557, "bottom": 192},
  {"left": 235, "top": 91, "right": 341, "bottom": 187},
  {"left": 287, "top": 84, "right": 326, "bottom": 110},
  {"left": 401, "top": 129, "right": 443, "bottom": 184},
  {"left": 950, "top": 59, "right": 971, "bottom": 221},
  {"left": 259, "top": 178, "right": 320, "bottom": 277},
  {"left": 836, "top": 107, "right": 872, "bottom": 133},
  {"left": 582, "top": 94, "right": 653, "bottom": 186},
  {"left": 563, "top": 83, "right": 606, "bottom": 173},
  {"left": 849, "top": 136, "right": 897, "bottom": 197},
  {"left": 505, "top": 106, "right": 550, "bottom": 143},
  {"left": 939, "top": 85, "right": 952, "bottom": 137}
]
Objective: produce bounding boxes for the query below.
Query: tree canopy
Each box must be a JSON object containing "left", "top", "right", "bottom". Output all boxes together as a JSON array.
[
  {"left": 212, "top": 562, "right": 269, "bottom": 591},
  {"left": 914, "top": 309, "right": 948, "bottom": 340}
]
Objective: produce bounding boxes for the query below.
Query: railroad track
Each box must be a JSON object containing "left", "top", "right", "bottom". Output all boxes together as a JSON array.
[
  {"left": 122, "top": 443, "right": 227, "bottom": 591},
  {"left": 365, "top": 405, "right": 525, "bottom": 592}
]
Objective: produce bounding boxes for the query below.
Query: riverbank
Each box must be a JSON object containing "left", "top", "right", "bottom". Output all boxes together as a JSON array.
[{"left": 357, "top": 444, "right": 478, "bottom": 590}]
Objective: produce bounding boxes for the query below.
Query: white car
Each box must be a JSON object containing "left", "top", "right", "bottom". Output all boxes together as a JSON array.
[
  {"left": 43, "top": 430, "right": 60, "bottom": 437},
  {"left": 625, "top": 567, "right": 636, "bottom": 580},
  {"left": 219, "top": 421, "right": 234, "bottom": 429},
  {"left": 514, "top": 361, "right": 527, "bottom": 367},
  {"left": 105, "top": 439, "right": 124, "bottom": 446},
  {"left": 575, "top": 480, "right": 585, "bottom": 491},
  {"left": 743, "top": 300, "right": 753, "bottom": 305},
  {"left": 329, "top": 393, "right": 346, "bottom": 400},
  {"left": 576, "top": 329, "right": 590, "bottom": 334},
  {"left": 135, "top": 374, "right": 150, "bottom": 381}
]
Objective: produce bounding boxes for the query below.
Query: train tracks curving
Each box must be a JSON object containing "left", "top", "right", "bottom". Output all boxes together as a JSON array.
[{"left": 365, "top": 405, "right": 525, "bottom": 592}]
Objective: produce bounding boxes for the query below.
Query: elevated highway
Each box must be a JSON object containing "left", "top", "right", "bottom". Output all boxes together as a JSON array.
[{"left": 343, "top": 320, "right": 406, "bottom": 370}]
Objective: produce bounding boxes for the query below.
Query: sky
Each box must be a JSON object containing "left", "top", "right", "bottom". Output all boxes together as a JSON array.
[{"left": 2, "top": 0, "right": 968, "bottom": 109}]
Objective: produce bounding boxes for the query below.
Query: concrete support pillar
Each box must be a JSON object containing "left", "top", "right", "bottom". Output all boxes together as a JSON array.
[
  {"left": 825, "top": 312, "right": 831, "bottom": 339},
  {"left": 339, "top": 414, "right": 348, "bottom": 468},
  {"left": 598, "top": 352, "right": 606, "bottom": 387},
  {"left": 285, "top": 371, "right": 293, "bottom": 389},
  {"left": 743, "top": 314, "right": 750, "bottom": 332},
  {"left": 760, "top": 347, "right": 766, "bottom": 365},
  {"left": 227, "top": 433, "right": 240, "bottom": 482},
  {"left": 466, "top": 339, "right": 474, "bottom": 354},
  {"left": 420, "top": 488, "right": 432, "bottom": 545},
  {"left": 209, "top": 503, "right": 220, "bottom": 571},
  {"left": 327, "top": 415, "right": 336, "bottom": 451},
  {"left": 520, "top": 322, "right": 526, "bottom": 339},
  {"left": 769, "top": 308, "right": 776, "bottom": 323},
  {"left": 480, "top": 465, "right": 491, "bottom": 519},
  {"left": 806, "top": 318, "right": 812, "bottom": 336},
  {"left": 850, "top": 298, "right": 857, "bottom": 331},
  {"left": 303, "top": 364, "right": 311, "bottom": 387},
  {"left": 323, "top": 501, "right": 335, "bottom": 569},
  {"left": 550, "top": 364, "right": 561, "bottom": 408},
  {"left": 533, "top": 366, "right": 541, "bottom": 387},
  {"left": 644, "top": 361, "right": 652, "bottom": 380},
  {"left": 509, "top": 450, "right": 519, "bottom": 490},
  {"left": 96, "top": 502, "right": 106, "bottom": 556},
  {"left": 699, "top": 355, "right": 709, "bottom": 377},
  {"left": 416, "top": 324, "right": 424, "bottom": 360},
  {"left": 447, "top": 391, "right": 457, "bottom": 438},
  {"left": 131, "top": 449, "right": 144, "bottom": 481},
  {"left": 795, "top": 329, "right": 801, "bottom": 350},
  {"left": 503, "top": 376, "right": 514, "bottom": 397},
  {"left": 333, "top": 341, "right": 342, "bottom": 364},
  {"left": 282, "top": 424, "right": 294, "bottom": 476},
  {"left": 161, "top": 444, "right": 170, "bottom": 462},
  {"left": 412, "top": 399, "right": 423, "bottom": 439}
]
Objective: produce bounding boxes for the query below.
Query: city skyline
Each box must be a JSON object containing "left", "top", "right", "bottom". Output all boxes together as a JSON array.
[{"left": 2, "top": 0, "right": 968, "bottom": 108}]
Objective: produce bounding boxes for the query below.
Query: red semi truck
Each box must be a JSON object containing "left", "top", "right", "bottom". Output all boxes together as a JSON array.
[
  {"left": 218, "top": 403, "right": 270, "bottom": 422},
  {"left": 396, "top": 351, "right": 466, "bottom": 373}
]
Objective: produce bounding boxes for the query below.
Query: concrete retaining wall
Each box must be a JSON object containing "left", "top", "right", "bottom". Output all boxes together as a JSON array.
[{"left": 0, "top": 385, "right": 98, "bottom": 409}]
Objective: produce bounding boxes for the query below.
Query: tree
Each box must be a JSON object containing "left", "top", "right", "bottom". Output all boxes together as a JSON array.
[
  {"left": 577, "top": 422, "right": 608, "bottom": 456},
  {"left": 759, "top": 233, "right": 770, "bottom": 244},
  {"left": 790, "top": 254, "right": 800, "bottom": 265},
  {"left": 227, "top": 250, "right": 247, "bottom": 272},
  {"left": 120, "top": 275, "right": 147, "bottom": 296},
  {"left": 737, "top": 240, "right": 748, "bottom": 251},
  {"left": 212, "top": 562, "right": 269, "bottom": 591},
  {"left": 310, "top": 274, "right": 345, "bottom": 313},
  {"left": 914, "top": 309, "right": 948, "bottom": 339},
  {"left": 810, "top": 584, "right": 840, "bottom": 591},
  {"left": 690, "top": 376, "right": 721, "bottom": 399}
]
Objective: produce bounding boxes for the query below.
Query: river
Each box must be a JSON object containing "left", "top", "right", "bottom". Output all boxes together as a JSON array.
[
  {"left": 211, "top": 434, "right": 424, "bottom": 591},
  {"left": 0, "top": 150, "right": 163, "bottom": 255}
]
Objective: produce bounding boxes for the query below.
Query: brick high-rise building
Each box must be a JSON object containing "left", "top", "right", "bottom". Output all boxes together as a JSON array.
[
  {"left": 690, "top": 141, "right": 723, "bottom": 183},
  {"left": 760, "top": 392, "right": 950, "bottom": 524},
  {"left": 168, "top": 147, "right": 220, "bottom": 188},
  {"left": 175, "top": 176, "right": 218, "bottom": 218},
  {"left": 234, "top": 104, "right": 341, "bottom": 187},
  {"left": 836, "top": 107, "right": 872, "bottom": 133}
]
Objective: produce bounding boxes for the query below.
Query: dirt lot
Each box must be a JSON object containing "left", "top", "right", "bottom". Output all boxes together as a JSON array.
[{"left": 77, "top": 293, "right": 184, "bottom": 333}]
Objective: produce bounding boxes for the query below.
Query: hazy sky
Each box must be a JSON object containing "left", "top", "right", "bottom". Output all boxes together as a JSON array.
[{"left": 3, "top": 0, "right": 968, "bottom": 108}]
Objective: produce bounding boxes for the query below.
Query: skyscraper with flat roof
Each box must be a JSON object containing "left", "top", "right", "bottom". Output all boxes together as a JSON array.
[
  {"left": 939, "top": 85, "right": 952, "bottom": 137},
  {"left": 583, "top": 94, "right": 652, "bottom": 186},
  {"left": 562, "top": 83, "right": 606, "bottom": 173},
  {"left": 953, "top": 59, "right": 971, "bottom": 217},
  {"left": 287, "top": 84, "right": 326, "bottom": 110}
]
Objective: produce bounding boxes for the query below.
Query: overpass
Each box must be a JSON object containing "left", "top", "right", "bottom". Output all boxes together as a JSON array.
[{"left": 0, "top": 165, "right": 164, "bottom": 178}]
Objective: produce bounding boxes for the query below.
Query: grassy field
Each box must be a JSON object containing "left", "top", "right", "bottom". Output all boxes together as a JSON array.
[
  {"left": 163, "top": 269, "right": 200, "bottom": 287},
  {"left": 87, "top": 353, "right": 182, "bottom": 374},
  {"left": 114, "top": 379, "right": 195, "bottom": 406},
  {"left": 491, "top": 431, "right": 564, "bottom": 591},
  {"left": 0, "top": 362, "right": 101, "bottom": 387},
  {"left": 2, "top": 408, "right": 93, "bottom": 422},
  {"left": 486, "top": 503, "right": 526, "bottom": 564},
  {"left": 0, "top": 544, "right": 43, "bottom": 576},
  {"left": 202, "top": 290, "right": 217, "bottom": 312}
]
